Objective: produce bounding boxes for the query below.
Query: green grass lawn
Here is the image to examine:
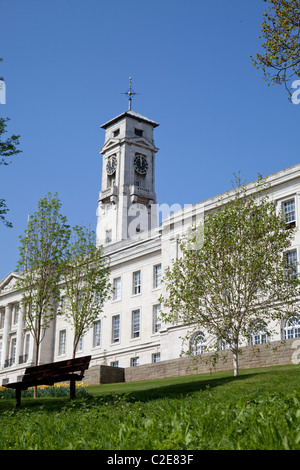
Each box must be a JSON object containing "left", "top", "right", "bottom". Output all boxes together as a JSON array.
[{"left": 0, "top": 364, "right": 300, "bottom": 450}]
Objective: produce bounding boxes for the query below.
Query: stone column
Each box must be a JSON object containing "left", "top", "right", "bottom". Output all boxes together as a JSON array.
[
  {"left": 1, "top": 304, "right": 12, "bottom": 368},
  {"left": 15, "top": 303, "right": 24, "bottom": 364}
]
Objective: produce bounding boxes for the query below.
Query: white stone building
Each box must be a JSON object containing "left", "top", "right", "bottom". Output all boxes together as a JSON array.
[{"left": 1, "top": 104, "right": 300, "bottom": 384}]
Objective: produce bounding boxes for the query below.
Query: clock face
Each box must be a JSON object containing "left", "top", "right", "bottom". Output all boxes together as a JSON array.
[
  {"left": 134, "top": 154, "right": 148, "bottom": 175},
  {"left": 106, "top": 155, "right": 117, "bottom": 175}
]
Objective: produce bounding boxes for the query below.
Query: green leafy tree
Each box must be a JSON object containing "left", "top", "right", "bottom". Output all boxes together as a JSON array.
[
  {"left": 0, "top": 117, "right": 21, "bottom": 166},
  {"left": 16, "top": 194, "right": 71, "bottom": 373},
  {"left": 251, "top": 0, "right": 300, "bottom": 98},
  {"left": 160, "top": 175, "right": 299, "bottom": 376},
  {"left": 0, "top": 117, "right": 22, "bottom": 227},
  {"left": 0, "top": 58, "right": 22, "bottom": 226},
  {"left": 60, "top": 226, "right": 111, "bottom": 358}
]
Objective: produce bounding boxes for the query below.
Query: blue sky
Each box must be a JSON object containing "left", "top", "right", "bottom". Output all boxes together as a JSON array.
[{"left": 1, "top": 0, "right": 299, "bottom": 279}]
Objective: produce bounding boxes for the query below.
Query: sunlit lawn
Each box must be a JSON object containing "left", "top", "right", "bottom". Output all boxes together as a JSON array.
[{"left": 0, "top": 364, "right": 299, "bottom": 450}]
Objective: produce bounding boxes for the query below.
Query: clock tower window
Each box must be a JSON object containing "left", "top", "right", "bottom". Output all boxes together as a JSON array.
[
  {"left": 107, "top": 175, "right": 115, "bottom": 187},
  {"left": 135, "top": 128, "right": 143, "bottom": 137},
  {"left": 105, "top": 229, "right": 112, "bottom": 244}
]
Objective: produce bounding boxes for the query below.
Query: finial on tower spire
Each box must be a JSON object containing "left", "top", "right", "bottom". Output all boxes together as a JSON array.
[{"left": 122, "top": 76, "right": 139, "bottom": 110}]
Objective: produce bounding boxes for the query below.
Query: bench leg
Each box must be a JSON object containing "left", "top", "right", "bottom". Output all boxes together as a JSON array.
[
  {"left": 70, "top": 377, "right": 76, "bottom": 400},
  {"left": 16, "top": 389, "right": 21, "bottom": 408}
]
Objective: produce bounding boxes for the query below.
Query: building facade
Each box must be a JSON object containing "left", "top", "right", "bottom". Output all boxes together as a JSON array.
[{"left": 1, "top": 106, "right": 300, "bottom": 384}]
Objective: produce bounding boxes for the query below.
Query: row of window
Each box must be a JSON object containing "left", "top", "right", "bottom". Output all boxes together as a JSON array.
[
  {"left": 108, "top": 352, "right": 161, "bottom": 368},
  {"left": 111, "top": 304, "right": 162, "bottom": 342},
  {"left": 58, "top": 304, "right": 162, "bottom": 355},
  {"left": 57, "top": 313, "right": 300, "bottom": 364},
  {"left": 0, "top": 333, "right": 31, "bottom": 368},
  {"left": 58, "top": 325, "right": 161, "bottom": 367},
  {"left": 129, "top": 353, "right": 161, "bottom": 368},
  {"left": 112, "top": 264, "right": 161, "bottom": 300},
  {"left": 111, "top": 127, "right": 143, "bottom": 139},
  {"left": 190, "top": 314, "right": 300, "bottom": 355},
  {"left": 104, "top": 198, "right": 296, "bottom": 244}
]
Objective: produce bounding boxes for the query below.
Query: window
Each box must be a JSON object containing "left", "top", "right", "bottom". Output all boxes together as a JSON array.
[
  {"left": 152, "top": 353, "right": 160, "bottom": 363},
  {"left": 154, "top": 264, "right": 162, "bottom": 288},
  {"left": 10, "top": 338, "right": 16, "bottom": 364},
  {"left": 283, "top": 199, "right": 296, "bottom": 227},
  {"left": 110, "top": 361, "right": 119, "bottom": 367},
  {"left": 113, "top": 129, "right": 120, "bottom": 137},
  {"left": 59, "top": 330, "right": 66, "bottom": 356},
  {"left": 93, "top": 320, "right": 101, "bottom": 347},
  {"left": 135, "top": 128, "right": 143, "bottom": 137},
  {"left": 285, "top": 250, "right": 298, "bottom": 278},
  {"left": 131, "top": 357, "right": 139, "bottom": 367},
  {"left": 112, "top": 315, "right": 120, "bottom": 343},
  {"left": 153, "top": 304, "right": 162, "bottom": 333},
  {"left": 249, "top": 324, "right": 268, "bottom": 345},
  {"left": 132, "top": 309, "right": 140, "bottom": 338},
  {"left": 190, "top": 332, "right": 206, "bottom": 355},
  {"left": 218, "top": 338, "right": 230, "bottom": 351},
  {"left": 133, "top": 271, "right": 141, "bottom": 295},
  {"left": 113, "top": 277, "right": 121, "bottom": 301},
  {"left": 13, "top": 304, "right": 19, "bottom": 325},
  {"left": 283, "top": 314, "right": 300, "bottom": 339},
  {"left": 76, "top": 336, "right": 83, "bottom": 353},
  {"left": 106, "top": 229, "right": 112, "bottom": 244},
  {"left": 59, "top": 296, "right": 65, "bottom": 314}
]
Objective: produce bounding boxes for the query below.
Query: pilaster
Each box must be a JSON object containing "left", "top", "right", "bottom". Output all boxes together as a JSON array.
[{"left": 1, "top": 304, "right": 12, "bottom": 368}]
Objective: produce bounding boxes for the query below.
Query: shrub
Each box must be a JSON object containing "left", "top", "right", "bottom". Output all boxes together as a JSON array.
[{"left": 0, "top": 382, "right": 88, "bottom": 399}]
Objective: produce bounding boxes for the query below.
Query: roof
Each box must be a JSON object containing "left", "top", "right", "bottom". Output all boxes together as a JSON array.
[{"left": 100, "top": 110, "right": 159, "bottom": 129}]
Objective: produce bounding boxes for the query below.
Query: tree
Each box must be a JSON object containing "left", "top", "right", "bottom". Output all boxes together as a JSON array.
[
  {"left": 16, "top": 194, "right": 71, "bottom": 374},
  {"left": 0, "top": 117, "right": 21, "bottom": 166},
  {"left": 160, "top": 175, "right": 299, "bottom": 376},
  {"left": 251, "top": 0, "right": 300, "bottom": 99},
  {"left": 0, "top": 118, "right": 22, "bottom": 227},
  {"left": 60, "top": 225, "right": 111, "bottom": 358},
  {"left": 0, "top": 58, "right": 22, "bottom": 226}
]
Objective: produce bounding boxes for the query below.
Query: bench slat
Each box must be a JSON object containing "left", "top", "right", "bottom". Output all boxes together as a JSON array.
[
  {"left": 22, "top": 362, "right": 90, "bottom": 382},
  {"left": 23, "top": 355, "right": 91, "bottom": 376}
]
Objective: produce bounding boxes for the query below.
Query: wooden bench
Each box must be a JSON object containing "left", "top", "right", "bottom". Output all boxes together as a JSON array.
[{"left": 3, "top": 355, "right": 91, "bottom": 407}]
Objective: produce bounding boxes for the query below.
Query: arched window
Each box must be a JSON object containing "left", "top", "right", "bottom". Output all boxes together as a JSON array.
[
  {"left": 283, "top": 314, "right": 300, "bottom": 340},
  {"left": 190, "top": 332, "right": 206, "bottom": 355}
]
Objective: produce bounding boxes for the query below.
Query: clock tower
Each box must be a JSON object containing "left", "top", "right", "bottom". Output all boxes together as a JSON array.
[{"left": 96, "top": 102, "right": 159, "bottom": 247}]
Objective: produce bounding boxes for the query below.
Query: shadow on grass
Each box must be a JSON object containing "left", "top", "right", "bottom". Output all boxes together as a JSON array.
[
  {"left": 1, "top": 365, "right": 299, "bottom": 412},
  {"left": 9, "top": 363, "right": 298, "bottom": 411},
  {"left": 90, "top": 372, "right": 258, "bottom": 405},
  {"left": 0, "top": 372, "right": 256, "bottom": 412}
]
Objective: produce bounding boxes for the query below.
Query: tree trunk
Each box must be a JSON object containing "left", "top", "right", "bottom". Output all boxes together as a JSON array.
[
  {"left": 72, "top": 335, "right": 78, "bottom": 359},
  {"left": 33, "top": 343, "right": 39, "bottom": 398},
  {"left": 232, "top": 348, "right": 239, "bottom": 377}
]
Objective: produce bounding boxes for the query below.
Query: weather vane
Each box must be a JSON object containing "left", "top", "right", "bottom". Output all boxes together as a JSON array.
[{"left": 122, "top": 76, "right": 139, "bottom": 110}]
